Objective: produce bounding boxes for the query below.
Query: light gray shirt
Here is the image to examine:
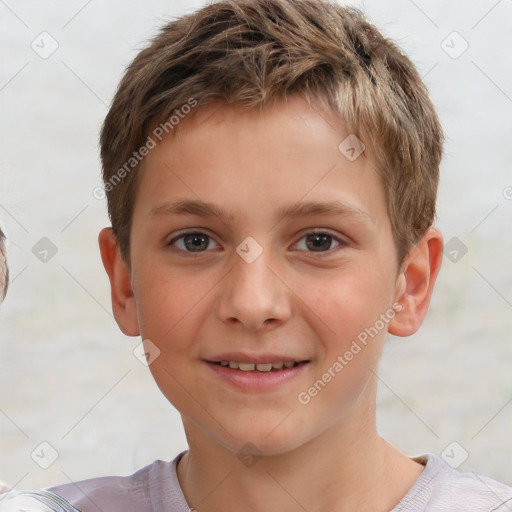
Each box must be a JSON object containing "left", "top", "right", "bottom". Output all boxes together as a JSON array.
[{"left": 1, "top": 452, "right": 511, "bottom": 511}]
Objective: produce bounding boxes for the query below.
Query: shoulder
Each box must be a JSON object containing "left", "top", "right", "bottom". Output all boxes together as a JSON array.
[
  {"left": 394, "top": 454, "right": 512, "bottom": 512},
  {"left": 0, "top": 489, "right": 80, "bottom": 511},
  {"left": 47, "top": 458, "right": 186, "bottom": 512}
]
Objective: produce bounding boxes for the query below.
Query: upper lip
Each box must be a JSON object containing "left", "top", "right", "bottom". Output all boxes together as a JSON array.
[{"left": 205, "top": 353, "right": 309, "bottom": 364}]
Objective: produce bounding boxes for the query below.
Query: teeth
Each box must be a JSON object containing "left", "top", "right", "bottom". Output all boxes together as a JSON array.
[
  {"left": 255, "top": 363, "right": 273, "bottom": 372},
  {"left": 238, "top": 362, "right": 255, "bottom": 371},
  {"left": 219, "top": 361, "right": 298, "bottom": 371}
]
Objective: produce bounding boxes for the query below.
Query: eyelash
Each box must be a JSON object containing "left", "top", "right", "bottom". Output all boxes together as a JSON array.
[{"left": 167, "top": 229, "right": 347, "bottom": 257}]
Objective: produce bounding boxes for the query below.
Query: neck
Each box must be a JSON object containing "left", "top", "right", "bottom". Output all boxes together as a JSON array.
[{"left": 177, "top": 414, "right": 423, "bottom": 512}]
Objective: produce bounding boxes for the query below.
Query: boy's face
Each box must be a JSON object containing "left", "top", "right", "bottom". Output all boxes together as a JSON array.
[{"left": 105, "top": 97, "right": 433, "bottom": 455}]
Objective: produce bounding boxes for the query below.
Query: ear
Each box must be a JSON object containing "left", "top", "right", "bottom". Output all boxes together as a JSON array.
[
  {"left": 98, "top": 227, "right": 140, "bottom": 336},
  {"left": 388, "top": 227, "right": 443, "bottom": 337}
]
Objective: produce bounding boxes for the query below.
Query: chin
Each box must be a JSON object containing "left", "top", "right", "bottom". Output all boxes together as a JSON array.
[{"left": 213, "top": 412, "right": 312, "bottom": 457}]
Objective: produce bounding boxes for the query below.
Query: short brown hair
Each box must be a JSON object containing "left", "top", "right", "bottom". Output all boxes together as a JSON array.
[{"left": 100, "top": 0, "right": 443, "bottom": 263}]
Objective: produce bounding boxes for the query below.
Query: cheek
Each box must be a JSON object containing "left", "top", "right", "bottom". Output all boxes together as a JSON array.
[
  {"left": 303, "top": 266, "right": 394, "bottom": 345},
  {"left": 133, "top": 267, "right": 202, "bottom": 345},
  {"left": 133, "top": 269, "right": 210, "bottom": 410},
  {"left": 294, "top": 273, "right": 389, "bottom": 425}
]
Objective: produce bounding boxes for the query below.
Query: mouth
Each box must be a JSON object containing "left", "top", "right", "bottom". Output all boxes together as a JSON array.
[
  {"left": 204, "top": 357, "right": 311, "bottom": 392},
  {"left": 211, "top": 360, "right": 307, "bottom": 372}
]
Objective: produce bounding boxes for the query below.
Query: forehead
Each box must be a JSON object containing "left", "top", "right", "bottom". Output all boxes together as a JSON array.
[{"left": 134, "top": 97, "right": 386, "bottom": 226}]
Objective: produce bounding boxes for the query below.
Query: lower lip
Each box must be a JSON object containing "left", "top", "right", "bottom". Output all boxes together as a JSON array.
[{"left": 205, "top": 361, "right": 309, "bottom": 392}]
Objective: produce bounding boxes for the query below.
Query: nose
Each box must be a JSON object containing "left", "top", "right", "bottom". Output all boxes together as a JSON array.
[{"left": 216, "top": 246, "right": 292, "bottom": 332}]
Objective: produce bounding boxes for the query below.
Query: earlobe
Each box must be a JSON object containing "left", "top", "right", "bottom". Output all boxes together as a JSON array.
[
  {"left": 388, "top": 227, "right": 443, "bottom": 337},
  {"left": 98, "top": 228, "right": 140, "bottom": 336}
]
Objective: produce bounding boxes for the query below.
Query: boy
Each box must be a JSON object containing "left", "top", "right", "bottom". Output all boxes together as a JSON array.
[{"left": 1, "top": 0, "right": 511, "bottom": 510}]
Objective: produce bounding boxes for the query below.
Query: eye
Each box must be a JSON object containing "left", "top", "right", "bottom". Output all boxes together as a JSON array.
[
  {"left": 295, "top": 231, "right": 343, "bottom": 253},
  {"left": 168, "top": 231, "right": 220, "bottom": 253}
]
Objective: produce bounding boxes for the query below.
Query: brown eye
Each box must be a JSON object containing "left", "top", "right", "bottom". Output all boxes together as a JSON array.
[
  {"left": 306, "top": 233, "right": 332, "bottom": 251},
  {"left": 169, "top": 232, "right": 218, "bottom": 253},
  {"left": 183, "top": 233, "right": 209, "bottom": 251},
  {"left": 295, "top": 231, "right": 342, "bottom": 253}
]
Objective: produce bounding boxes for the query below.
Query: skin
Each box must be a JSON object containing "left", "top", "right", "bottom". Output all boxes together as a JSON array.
[{"left": 99, "top": 96, "right": 443, "bottom": 512}]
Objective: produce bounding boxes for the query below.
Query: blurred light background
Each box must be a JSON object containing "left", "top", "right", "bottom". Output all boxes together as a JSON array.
[{"left": 1, "top": 0, "right": 511, "bottom": 491}]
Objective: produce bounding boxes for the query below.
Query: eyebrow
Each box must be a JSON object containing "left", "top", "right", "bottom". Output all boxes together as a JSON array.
[{"left": 150, "top": 199, "right": 371, "bottom": 223}]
